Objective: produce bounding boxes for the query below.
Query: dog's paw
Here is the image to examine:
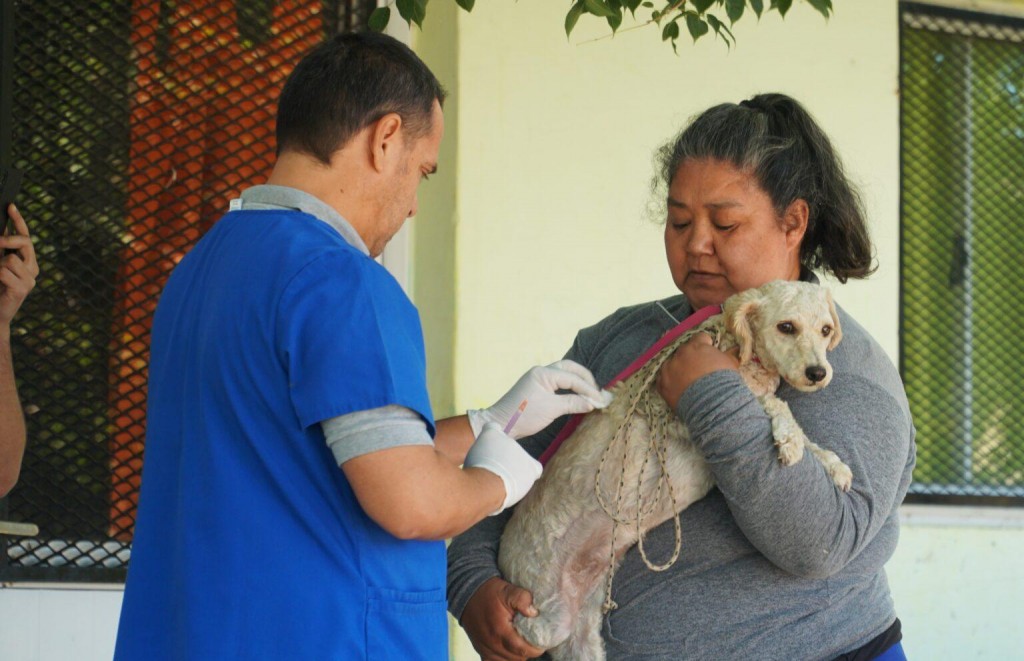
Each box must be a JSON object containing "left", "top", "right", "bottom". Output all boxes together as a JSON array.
[
  {"left": 828, "top": 461, "right": 854, "bottom": 492},
  {"left": 775, "top": 438, "right": 805, "bottom": 466}
]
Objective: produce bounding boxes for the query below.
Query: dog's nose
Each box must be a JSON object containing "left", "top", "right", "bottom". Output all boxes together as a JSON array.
[{"left": 805, "top": 366, "right": 827, "bottom": 383}]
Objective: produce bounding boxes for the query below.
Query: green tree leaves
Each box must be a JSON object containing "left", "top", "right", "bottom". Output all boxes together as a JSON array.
[
  {"left": 566, "top": 2, "right": 587, "bottom": 37},
  {"left": 725, "top": 0, "right": 745, "bottom": 23},
  {"left": 685, "top": 14, "right": 708, "bottom": 42},
  {"left": 395, "top": 0, "right": 427, "bottom": 28},
  {"left": 806, "top": 0, "right": 833, "bottom": 17},
  {"left": 368, "top": 7, "right": 391, "bottom": 32},
  {"left": 584, "top": 0, "right": 618, "bottom": 18},
  {"left": 773, "top": 0, "right": 793, "bottom": 17},
  {"left": 367, "top": 0, "right": 835, "bottom": 52},
  {"left": 366, "top": 0, "right": 432, "bottom": 31}
]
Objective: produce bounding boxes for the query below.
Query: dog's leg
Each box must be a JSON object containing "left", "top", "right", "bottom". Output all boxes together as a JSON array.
[
  {"left": 757, "top": 393, "right": 806, "bottom": 466},
  {"left": 805, "top": 440, "right": 853, "bottom": 491},
  {"left": 507, "top": 536, "right": 580, "bottom": 650},
  {"left": 758, "top": 393, "right": 853, "bottom": 490},
  {"left": 503, "top": 508, "right": 576, "bottom": 650},
  {"left": 514, "top": 594, "right": 573, "bottom": 651},
  {"left": 512, "top": 520, "right": 615, "bottom": 651},
  {"left": 550, "top": 574, "right": 609, "bottom": 661}
]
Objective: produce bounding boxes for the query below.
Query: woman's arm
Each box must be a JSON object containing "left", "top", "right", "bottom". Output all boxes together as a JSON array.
[{"left": 677, "top": 368, "right": 914, "bottom": 577}]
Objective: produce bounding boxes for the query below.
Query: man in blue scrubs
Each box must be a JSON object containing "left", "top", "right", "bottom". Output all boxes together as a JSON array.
[{"left": 114, "top": 32, "right": 608, "bottom": 660}]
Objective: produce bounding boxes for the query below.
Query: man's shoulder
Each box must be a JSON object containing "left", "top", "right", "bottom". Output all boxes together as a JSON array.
[
  {"left": 296, "top": 243, "right": 404, "bottom": 295},
  {"left": 279, "top": 244, "right": 417, "bottom": 333}
]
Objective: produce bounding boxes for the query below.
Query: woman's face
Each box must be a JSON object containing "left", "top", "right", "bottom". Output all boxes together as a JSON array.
[{"left": 664, "top": 158, "right": 807, "bottom": 309}]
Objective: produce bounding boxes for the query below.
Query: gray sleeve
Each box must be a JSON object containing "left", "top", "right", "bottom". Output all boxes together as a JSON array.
[
  {"left": 321, "top": 405, "right": 433, "bottom": 466},
  {"left": 677, "top": 369, "right": 914, "bottom": 578},
  {"left": 446, "top": 335, "right": 591, "bottom": 620}
]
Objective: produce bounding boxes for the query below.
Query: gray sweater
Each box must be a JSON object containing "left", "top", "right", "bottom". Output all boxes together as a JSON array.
[{"left": 447, "top": 290, "right": 916, "bottom": 660}]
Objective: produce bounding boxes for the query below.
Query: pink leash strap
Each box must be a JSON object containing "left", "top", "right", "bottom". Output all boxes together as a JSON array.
[{"left": 538, "top": 305, "right": 721, "bottom": 467}]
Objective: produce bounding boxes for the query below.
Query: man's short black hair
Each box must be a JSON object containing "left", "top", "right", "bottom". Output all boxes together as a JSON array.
[{"left": 276, "top": 31, "right": 446, "bottom": 164}]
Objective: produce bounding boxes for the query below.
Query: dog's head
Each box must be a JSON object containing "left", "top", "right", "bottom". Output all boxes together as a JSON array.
[{"left": 722, "top": 280, "right": 842, "bottom": 392}]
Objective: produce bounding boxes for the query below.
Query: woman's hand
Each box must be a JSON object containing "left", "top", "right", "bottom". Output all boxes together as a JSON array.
[
  {"left": 657, "top": 332, "right": 739, "bottom": 410},
  {"left": 460, "top": 576, "right": 545, "bottom": 661}
]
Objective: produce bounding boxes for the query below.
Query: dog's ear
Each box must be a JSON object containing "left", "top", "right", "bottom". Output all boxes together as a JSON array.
[
  {"left": 826, "top": 288, "right": 843, "bottom": 350},
  {"left": 724, "top": 288, "right": 760, "bottom": 364}
]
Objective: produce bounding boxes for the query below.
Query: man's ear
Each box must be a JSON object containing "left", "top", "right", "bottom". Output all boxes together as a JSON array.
[
  {"left": 826, "top": 288, "right": 843, "bottom": 350},
  {"left": 369, "top": 112, "right": 404, "bottom": 173},
  {"left": 724, "top": 289, "right": 761, "bottom": 364},
  {"left": 783, "top": 198, "right": 809, "bottom": 249}
]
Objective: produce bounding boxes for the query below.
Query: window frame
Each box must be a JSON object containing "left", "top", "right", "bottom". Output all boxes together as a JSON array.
[{"left": 899, "top": 0, "right": 1024, "bottom": 507}]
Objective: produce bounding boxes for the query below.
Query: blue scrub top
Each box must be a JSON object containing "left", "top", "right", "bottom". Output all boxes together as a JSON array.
[{"left": 114, "top": 204, "right": 446, "bottom": 660}]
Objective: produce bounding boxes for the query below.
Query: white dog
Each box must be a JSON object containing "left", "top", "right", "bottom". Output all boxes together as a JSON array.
[{"left": 498, "top": 280, "right": 853, "bottom": 661}]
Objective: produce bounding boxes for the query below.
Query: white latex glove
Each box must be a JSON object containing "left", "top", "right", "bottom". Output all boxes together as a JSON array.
[
  {"left": 464, "top": 422, "right": 543, "bottom": 515},
  {"left": 467, "top": 360, "right": 613, "bottom": 440}
]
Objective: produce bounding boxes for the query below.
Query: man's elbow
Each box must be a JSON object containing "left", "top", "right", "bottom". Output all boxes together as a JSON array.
[
  {"left": 387, "top": 522, "right": 441, "bottom": 541},
  {"left": 378, "top": 510, "right": 427, "bottom": 540},
  {"left": 369, "top": 502, "right": 450, "bottom": 541}
]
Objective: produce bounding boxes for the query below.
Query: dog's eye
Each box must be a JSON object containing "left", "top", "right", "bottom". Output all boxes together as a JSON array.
[
  {"left": 822, "top": 325, "right": 832, "bottom": 337},
  {"left": 777, "top": 322, "right": 796, "bottom": 335}
]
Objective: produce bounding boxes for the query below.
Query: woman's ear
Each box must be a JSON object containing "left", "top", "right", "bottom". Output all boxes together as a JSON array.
[
  {"left": 783, "top": 198, "right": 809, "bottom": 249},
  {"left": 724, "top": 289, "right": 761, "bottom": 364},
  {"left": 826, "top": 288, "right": 843, "bottom": 350}
]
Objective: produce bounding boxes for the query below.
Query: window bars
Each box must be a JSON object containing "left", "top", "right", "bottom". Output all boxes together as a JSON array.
[
  {"left": 0, "top": 0, "right": 377, "bottom": 582},
  {"left": 901, "top": 2, "right": 1024, "bottom": 503}
]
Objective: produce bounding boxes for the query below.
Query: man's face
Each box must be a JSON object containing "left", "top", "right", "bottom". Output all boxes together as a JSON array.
[{"left": 369, "top": 100, "right": 444, "bottom": 256}]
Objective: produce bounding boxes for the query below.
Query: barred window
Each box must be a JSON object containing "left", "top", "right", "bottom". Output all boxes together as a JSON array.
[
  {"left": 901, "top": 2, "right": 1024, "bottom": 503},
  {"left": 0, "top": 0, "right": 378, "bottom": 582}
]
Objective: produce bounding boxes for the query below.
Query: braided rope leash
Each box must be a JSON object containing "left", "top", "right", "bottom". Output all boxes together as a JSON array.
[
  {"left": 592, "top": 325, "right": 726, "bottom": 614},
  {"left": 593, "top": 340, "right": 685, "bottom": 614}
]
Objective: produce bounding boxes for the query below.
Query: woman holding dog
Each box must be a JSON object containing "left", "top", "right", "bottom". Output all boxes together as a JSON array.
[{"left": 447, "top": 93, "right": 915, "bottom": 661}]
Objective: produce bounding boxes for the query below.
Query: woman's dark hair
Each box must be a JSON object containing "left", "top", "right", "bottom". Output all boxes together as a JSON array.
[
  {"left": 276, "top": 31, "right": 446, "bottom": 164},
  {"left": 655, "top": 93, "right": 876, "bottom": 282}
]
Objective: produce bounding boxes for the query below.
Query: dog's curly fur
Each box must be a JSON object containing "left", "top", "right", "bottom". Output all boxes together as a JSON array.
[{"left": 498, "top": 280, "right": 853, "bottom": 660}]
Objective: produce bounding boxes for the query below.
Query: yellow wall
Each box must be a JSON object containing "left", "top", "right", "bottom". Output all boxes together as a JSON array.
[
  {"left": 411, "top": 2, "right": 1022, "bottom": 659},
  {"left": 408, "top": 1, "right": 459, "bottom": 418}
]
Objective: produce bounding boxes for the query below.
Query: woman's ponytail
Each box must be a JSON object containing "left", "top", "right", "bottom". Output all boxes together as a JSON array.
[{"left": 656, "top": 93, "right": 876, "bottom": 282}]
